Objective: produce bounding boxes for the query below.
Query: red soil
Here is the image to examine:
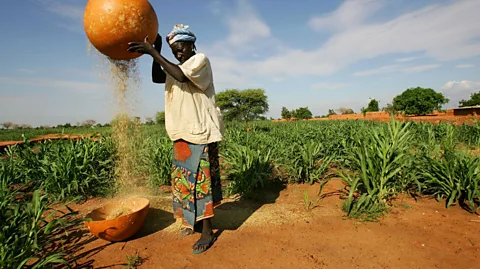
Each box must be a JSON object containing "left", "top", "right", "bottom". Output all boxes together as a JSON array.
[
  {"left": 0, "top": 133, "right": 101, "bottom": 152},
  {"left": 64, "top": 179, "right": 480, "bottom": 268}
]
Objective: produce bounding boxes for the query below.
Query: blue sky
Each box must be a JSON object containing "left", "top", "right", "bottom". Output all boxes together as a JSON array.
[{"left": 1, "top": 0, "right": 480, "bottom": 127}]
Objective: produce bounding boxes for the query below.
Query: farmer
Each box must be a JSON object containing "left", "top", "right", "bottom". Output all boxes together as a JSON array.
[{"left": 127, "top": 24, "right": 224, "bottom": 254}]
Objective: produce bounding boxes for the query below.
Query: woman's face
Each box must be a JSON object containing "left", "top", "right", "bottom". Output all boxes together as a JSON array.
[{"left": 170, "top": 42, "right": 195, "bottom": 64}]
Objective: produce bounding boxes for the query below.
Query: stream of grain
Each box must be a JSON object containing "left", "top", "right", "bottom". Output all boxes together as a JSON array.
[{"left": 88, "top": 42, "right": 142, "bottom": 192}]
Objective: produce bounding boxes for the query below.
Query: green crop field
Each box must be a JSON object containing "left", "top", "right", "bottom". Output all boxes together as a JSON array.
[
  {"left": 0, "top": 126, "right": 114, "bottom": 142},
  {"left": 1, "top": 118, "right": 480, "bottom": 268}
]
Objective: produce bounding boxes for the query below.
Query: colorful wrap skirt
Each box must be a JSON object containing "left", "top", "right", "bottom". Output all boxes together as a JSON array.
[{"left": 171, "top": 139, "right": 222, "bottom": 229}]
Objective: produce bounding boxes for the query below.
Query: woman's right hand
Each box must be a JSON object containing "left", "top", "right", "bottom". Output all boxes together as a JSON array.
[{"left": 154, "top": 34, "right": 162, "bottom": 52}]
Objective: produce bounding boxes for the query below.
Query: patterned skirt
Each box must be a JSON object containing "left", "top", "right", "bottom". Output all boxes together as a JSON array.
[{"left": 171, "top": 139, "right": 222, "bottom": 229}]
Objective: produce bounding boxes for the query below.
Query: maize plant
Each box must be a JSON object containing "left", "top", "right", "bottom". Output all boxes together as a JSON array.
[
  {"left": 289, "top": 140, "right": 334, "bottom": 184},
  {"left": 222, "top": 143, "right": 276, "bottom": 197},
  {"left": 457, "top": 121, "right": 480, "bottom": 147},
  {"left": 40, "top": 138, "right": 116, "bottom": 201},
  {"left": 2, "top": 137, "right": 46, "bottom": 187},
  {"left": 0, "top": 163, "right": 82, "bottom": 269},
  {"left": 339, "top": 118, "right": 414, "bottom": 219},
  {"left": 438, "top": 123, "right": 458, "bottom": 152},
  {"left": 143, "top": 136, "right": 173, "bottom": 189},
  {"left": 419, "top": 149, "right": 480, "bottom": 213},
  {"left": 2, "top": 136, "right": 116, "bottom": 202}
]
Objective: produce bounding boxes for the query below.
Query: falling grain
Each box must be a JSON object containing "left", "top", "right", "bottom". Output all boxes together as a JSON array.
[{"left": 87, "top": 42, "right": 142, "bottom": 192}]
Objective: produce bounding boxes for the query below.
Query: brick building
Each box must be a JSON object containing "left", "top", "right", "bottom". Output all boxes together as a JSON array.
[{"left": 453, "top": 106, "right": 480, "bottom": 116}]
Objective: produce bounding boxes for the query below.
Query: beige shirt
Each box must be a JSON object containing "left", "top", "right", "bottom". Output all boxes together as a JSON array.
[{"left": 164, "top": 53, "right": 224, "bottom": 144}]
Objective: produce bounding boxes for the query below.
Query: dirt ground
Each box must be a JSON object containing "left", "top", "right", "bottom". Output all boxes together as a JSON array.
[{"left": 65, "top": 179, "right": 480, "bottom": 269}]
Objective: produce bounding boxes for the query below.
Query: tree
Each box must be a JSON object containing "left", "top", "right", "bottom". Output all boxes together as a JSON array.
[
  {"left": 360, "top": 98, "right": 380, "bottom": 116},
  {"left": 2, "top": 122, "right": 14, "bottom": 129},
  {"left": 366, "top": 99, "right": 379, "bottom": 112},
  {"left": 145, "top": 117, "right": 155, "bottom": 125},
  {"left": 292, "top": 106, "right": 313, "bottom": 119},
  {"left": 110, "top": 114, "right": 137, "bottom": 129},
  {"left": 18, "top": 124, "right": 32, "bottom": 129},
  {"left": 155, "top": 111, "right": 165, "bottom": 124},
  {"left": 82, "top": 119, "right": 96, "bottom": 127},
  {"left": 281, "top": 106, "right": 291, "bottom": 120},
  {"left": 336, "top": 107, "right": 355, "bottom": 115},
  {"left": 134, "top": 116, "right": 141, "bottom": 125},
  {"left": 459, "top": 91, "right": 480, "bottom": 107},
  {"left": 381, "top": 103, "right": 395, "bottom": 113},
  {"left": 360, "top": 107, "right": 367, "bottom": 116},
  {"left": 327, "top": 109, "right": 337, "bottom": 116},
  {"left": 393, "top": 87, "right": 449, "bottom": 115},
  {"left": 216, "top": 88, "right": 269, "bottom": 124}
]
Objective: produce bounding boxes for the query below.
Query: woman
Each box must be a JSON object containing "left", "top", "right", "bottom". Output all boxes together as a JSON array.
[{"left": 128, "top": 24, "right": 224, "bottom": 254}]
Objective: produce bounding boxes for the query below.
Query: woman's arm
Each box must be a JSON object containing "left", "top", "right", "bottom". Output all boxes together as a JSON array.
[
  {"left": 152, "top": 61, "right": 166, "bottom": 84},
  {"left": 150, "top": 50, "right": 188, "bottom": 83},
  {"left": 129, "top": 35, "right": 188, "bottom": 83}
]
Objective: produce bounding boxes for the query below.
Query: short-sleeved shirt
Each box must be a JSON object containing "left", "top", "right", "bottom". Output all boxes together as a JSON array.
[{"left": 164, "top": 53, "right": 224, "bottom": 144}]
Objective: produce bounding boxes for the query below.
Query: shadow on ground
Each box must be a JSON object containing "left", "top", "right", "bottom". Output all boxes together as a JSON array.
[
  {"left": 130, "top": 207, "right": 176, "bottom": 240},
  {"left": 63, "top": 180, "right": 285, "bottom": 267},
  {"left": 54, "top": 226, "right": 114, "bottom": 269},
  {"left": 212, "top": 181, "right": 286, "bottom": 231}
]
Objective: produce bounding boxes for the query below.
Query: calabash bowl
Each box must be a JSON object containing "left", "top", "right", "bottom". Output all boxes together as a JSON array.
[{"left": 84, "top": 197, "right": 150, "bottom": 242}]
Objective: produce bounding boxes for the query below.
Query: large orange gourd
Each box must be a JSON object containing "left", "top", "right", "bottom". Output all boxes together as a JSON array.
[{"left": 83, "top": 0, "right": 158, "bottom": 60}]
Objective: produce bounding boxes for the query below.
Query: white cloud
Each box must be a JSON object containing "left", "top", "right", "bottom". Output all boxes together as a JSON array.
[
  {"left": 441, "top": 80, "right": 480, "bottom": 108},
  {"left": 0, "top": 76, "right": 117, "bottom": 126},
  {"left": 227, "top": 4, "right": 270, "bottom": 47},
  {"left": 0, "top": 76, "right": 108, "bottom": 96},
  {"left": 395, "top": 57, "right": 418, "bottom": 63},
  {"left": 34, "top": 0, "right": 84, "bottom": 32},
  {"left": 207, "top": 0, "right": 272, "bottom": 50},
  {"left": 354, "top": 65, "right": 399, "bottom": 76},
  {"left": 353, "top": 64, "right": 440, "bottom": 76},
  {"left": 272, "top": 77, "right": 286, "bottom": 83},
  {"left": 0, "top": 96, "right": 36, "bottom": 105},
  {"left": 33, "top": 0, "right": 480, "bottom": 121},
  {"left": 455, "top": 64, "right": 475, "bottom": 68},
  {"left": 15, "top": 68, "right": 36, "bottom": 74},
  {"left": 44, "top": 2, "right": 83, "bottom": 21},
  {"left": 207, "top": 0, "right": 222, "bottom": 15},
  {"left": 209, "top": 56, "right": 250, "bottom": 90},
  {"left": 205, "top": 0, "right": 480, "bottom": 86},
  {"left": 402, "top": 64, "right": 441, "bottom": 73},
  {"left": 37, "top": 0, "right": 480, "bottom": 92},
  {"left": 202, "top": 0, "right": 281, "bottom": 89},
  {"left": 311, "top": 82, "right": 351, "bottom": 90},
  {"left": 308, "top": 0, "right": 385, "bottom": 32}
]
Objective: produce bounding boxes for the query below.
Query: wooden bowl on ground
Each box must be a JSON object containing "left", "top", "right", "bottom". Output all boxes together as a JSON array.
[{"left": 84, "top": 197, "right": 150, "bottom": 242}]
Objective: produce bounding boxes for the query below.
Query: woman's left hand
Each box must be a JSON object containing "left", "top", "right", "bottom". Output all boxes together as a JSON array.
[{"left": 128, "top": 36, "right": 155, "bottom": 55}]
